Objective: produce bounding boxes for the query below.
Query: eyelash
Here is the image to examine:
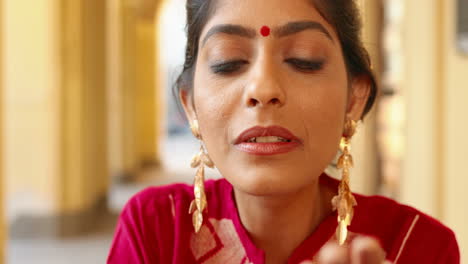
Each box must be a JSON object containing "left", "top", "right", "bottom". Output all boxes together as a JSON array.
[
  {"left": 210, "top": 60, "right": 248, "bottom": 75},
  {"left": 209, "top": 58, "right": 325, "bottom": 75},
  {"left": 285, "top": 58, "right": 324, "bottom": 72}
]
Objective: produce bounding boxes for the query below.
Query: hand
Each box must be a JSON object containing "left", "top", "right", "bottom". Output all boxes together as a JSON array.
[{"left": 302, "top": 236, "right": 391, "bottom": 264}]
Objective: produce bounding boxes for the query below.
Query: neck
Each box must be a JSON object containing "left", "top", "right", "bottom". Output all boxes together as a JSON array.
[{"left": 233, "top": 179, "right": 333, "bottom": 264}]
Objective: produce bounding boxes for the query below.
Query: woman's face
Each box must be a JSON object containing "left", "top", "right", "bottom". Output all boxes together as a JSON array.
[{"left": 182, "top": 0, "right": 369, "bottom": 195}]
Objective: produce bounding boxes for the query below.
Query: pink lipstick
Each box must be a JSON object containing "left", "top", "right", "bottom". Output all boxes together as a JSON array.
[{"left": 234, "top": 126, "right": 302, "bottom": 156}]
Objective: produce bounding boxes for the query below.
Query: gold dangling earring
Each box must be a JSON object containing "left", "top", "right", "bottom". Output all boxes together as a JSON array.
[
  {"left": 332, "top": 119, "right": 358, "bottom": 245},
  {"left": 188, "top": 120, "right": 214, "bottom": 233}
]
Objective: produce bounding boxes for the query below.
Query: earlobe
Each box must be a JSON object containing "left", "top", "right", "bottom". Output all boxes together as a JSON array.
[{"left": 346, "top": 76, "right": 371, "bottom": 120}]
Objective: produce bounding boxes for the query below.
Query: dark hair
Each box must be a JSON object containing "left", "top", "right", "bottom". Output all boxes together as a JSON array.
[{"left": 174, "top": 0, "right": 378, "bottom": 118}]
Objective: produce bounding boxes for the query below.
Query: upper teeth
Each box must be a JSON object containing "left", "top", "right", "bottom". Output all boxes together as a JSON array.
[{"left": 247, "top": 136, "right": 290, "bottom": 143}]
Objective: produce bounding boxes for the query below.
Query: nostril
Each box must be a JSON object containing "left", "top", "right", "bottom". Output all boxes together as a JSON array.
[
  {"left": 247, "top": 97, "right": 282, "bottom": 107},
  {"left": 270, "top": 98, "right": 280, "bottom": 105},
  {"left": 248, "top": 98, "right": 259, "bottom": 107}
]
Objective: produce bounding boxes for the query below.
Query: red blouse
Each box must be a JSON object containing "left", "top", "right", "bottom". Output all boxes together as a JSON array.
[{"left": 107, "top": 174, "right": 459, "bottom": 263}]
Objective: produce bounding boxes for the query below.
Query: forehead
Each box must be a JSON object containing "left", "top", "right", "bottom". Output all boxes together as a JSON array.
[{"left": 202, "top": 0, "right": 337, "bottom": 39}]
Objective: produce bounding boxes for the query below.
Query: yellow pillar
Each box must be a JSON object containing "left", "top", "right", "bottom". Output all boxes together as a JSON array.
[
  {"left": 350, "top": 0, "right": 382, "bottom": 195},
  {"left": 441, "top": 0, "right": 468, "bottom": 259},
  {"left": 4, "top": 0, "right": 62, "bottom": 231},
  {"left": 0, "top": 0, "right": 5, "bottom": 261},
  {"left": 3, "top": 0, "right": 109, "bottom": 237},
  {"left": 400, "top": 0, "right": 442, "bottom": 217},
  {"left": 401, "top": 0, "right": 468, "bottom": 259},
  {"left": 110, "top": 0, "right": 162, "bottom": 181},
  {"left": 58, "top": 0, "right": 109, "bottom": 234}
]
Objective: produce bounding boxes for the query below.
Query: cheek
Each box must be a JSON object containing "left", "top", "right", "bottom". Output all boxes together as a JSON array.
[
  {"left": 301, "top": 96, "right": 345, "bottom": 164},
  {"left": 290, "top": 71, "right": 348, "bottom": 162},
  {"left": 290, "top": 68, "right": 348, "bottom": 125},
  {"left": 192, "top": 68, "right": 237, "bottom": 163}
]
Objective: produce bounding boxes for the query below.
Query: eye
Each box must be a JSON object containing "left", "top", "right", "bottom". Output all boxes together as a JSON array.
[
  {"left": 210, "top": 60, "right": 248, "bottom": 75},
  {"left": 285, "top": 58, "right": 324, "bottom": 72}
]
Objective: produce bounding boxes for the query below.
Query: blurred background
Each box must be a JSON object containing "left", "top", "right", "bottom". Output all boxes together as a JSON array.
[{"left": 0, "top": 0, "right": 467, "bottom": 263}]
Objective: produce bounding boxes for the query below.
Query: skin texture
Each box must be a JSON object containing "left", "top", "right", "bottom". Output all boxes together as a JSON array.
[{"left": 180, "top": 0, "right": 379, "bottom": 263}]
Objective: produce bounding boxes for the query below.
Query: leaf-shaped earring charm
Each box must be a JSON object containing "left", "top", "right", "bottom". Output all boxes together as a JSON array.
[
  {"left": 202, "top": 152, "right": 214, "bottom": 168},
  {"left": 188, "top": 138, "right": 215, "bottom": 233},
  {"left": 190, "top": 166, "right": 206, "bottom": 232},
  {"left": 190, "top": 152, "right": 201, "bottom": 168},
  {"left": 331, "top": 119, "right": 358, "bottom": 245}
]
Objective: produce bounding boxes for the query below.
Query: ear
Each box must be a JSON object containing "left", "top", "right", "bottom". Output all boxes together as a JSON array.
[
  {"left": 179, "top": 89, "right": 197, "bottom": 124},
  {"left": 346, "top": 75, "right": 371, "bottom": 121}
]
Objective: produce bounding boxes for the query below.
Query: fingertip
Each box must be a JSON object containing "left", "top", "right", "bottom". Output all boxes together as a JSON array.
[
  {"left": 318, "top": 242, "right": 348, "bottom": 264},
  {"left": 351, "top": 236, "right": 386, "bottom": 264}
]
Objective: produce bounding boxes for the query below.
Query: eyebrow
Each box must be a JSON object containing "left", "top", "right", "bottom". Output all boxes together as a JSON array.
[
  {"left": 201, "top": 24, "right": 256, "bottom": 47},
  {"left": 200, "top": 20, "right": 334, "bottom": 47},
  {"left": 273, "top": 21, "right": 334, "bottom": 42}
]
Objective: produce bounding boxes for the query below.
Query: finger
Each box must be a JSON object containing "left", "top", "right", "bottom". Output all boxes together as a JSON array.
[
  {"left": 350, "top": 236, "right": 386, "bottom": 264},
  {"left": 318, "top": 242, "right": 349, "bottom": 264}
]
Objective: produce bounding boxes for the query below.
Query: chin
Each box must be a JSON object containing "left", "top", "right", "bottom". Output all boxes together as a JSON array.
[{"left": 224, "top": 167, "right": 316, "bottom": 196}]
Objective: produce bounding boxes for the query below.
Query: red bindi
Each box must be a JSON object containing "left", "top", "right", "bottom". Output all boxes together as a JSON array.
[{"left": 260, "top": 26, "right": 270, "bottom": 37}]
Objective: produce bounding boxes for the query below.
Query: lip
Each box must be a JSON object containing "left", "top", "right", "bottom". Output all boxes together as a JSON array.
[{"left": 234, "top": 125, "right": 302, "bottom": 156}]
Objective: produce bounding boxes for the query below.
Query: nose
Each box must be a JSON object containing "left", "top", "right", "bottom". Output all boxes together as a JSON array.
[{"left": 244, "top": 58, "right": 286, "bottom": 108}]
